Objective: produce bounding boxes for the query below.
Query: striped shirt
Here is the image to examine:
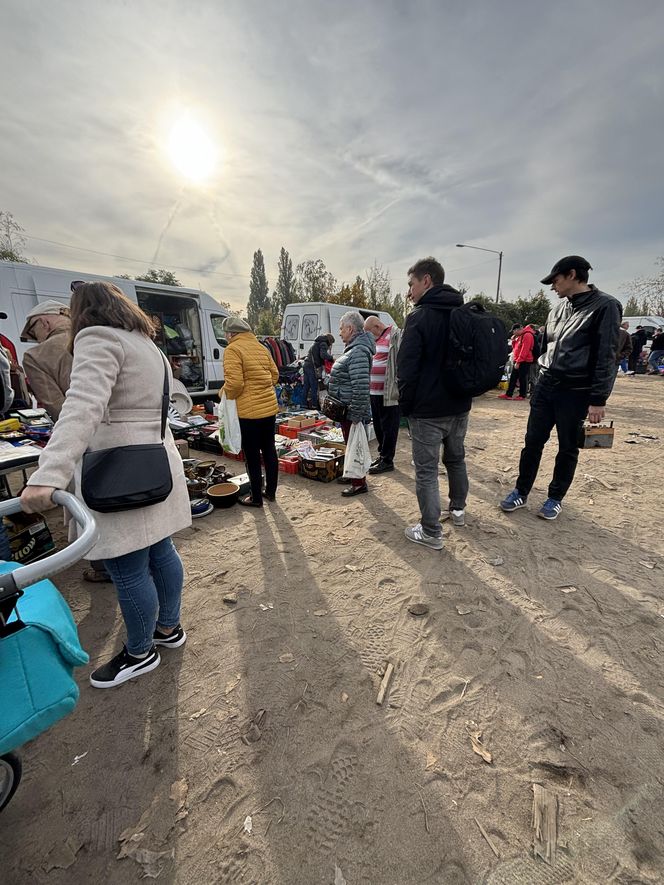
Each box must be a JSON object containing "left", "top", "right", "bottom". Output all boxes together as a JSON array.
[{"left": 370, "top": 326, "right": 392, "bottom": 394}]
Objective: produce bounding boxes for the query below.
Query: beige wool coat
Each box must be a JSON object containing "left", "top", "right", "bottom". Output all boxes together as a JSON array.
[{"left": 27, "top": 326, "right": 191, "bottom": 560}]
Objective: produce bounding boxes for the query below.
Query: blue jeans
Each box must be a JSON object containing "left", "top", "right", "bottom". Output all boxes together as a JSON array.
[
  {"left": 103, "top": 537, "right": 184, "bottom": 656},
  {"left": 410, "top": 413, "right": 469, "bottom": 538},
  {"left": 648, "top": 349, "right": 664, "bottom": 371}
]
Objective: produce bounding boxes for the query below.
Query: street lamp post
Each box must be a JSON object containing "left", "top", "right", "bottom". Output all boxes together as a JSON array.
[{"left": 456, "top": 243, "right": 503, "bottom": 303}]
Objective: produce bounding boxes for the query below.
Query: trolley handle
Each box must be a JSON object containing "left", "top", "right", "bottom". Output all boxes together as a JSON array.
[{"left": 0, "top": 491, "right": 99, "bottom": 593}]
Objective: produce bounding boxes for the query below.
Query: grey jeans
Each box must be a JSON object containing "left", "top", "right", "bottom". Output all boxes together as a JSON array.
[{"left": 410, "top": 412, "right": 470, "bottom": 538}]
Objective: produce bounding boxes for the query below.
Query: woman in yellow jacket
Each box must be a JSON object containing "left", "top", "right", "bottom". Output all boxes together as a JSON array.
[{"left": 222, "top": 316, "right": 279, "bottom": 507}]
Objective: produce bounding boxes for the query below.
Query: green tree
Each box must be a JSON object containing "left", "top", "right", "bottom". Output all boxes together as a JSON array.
[
  {"left": 390, "top": 292, "right": 405, "bottom": 327},
  {"left": 254, "top": 308, "right": 277, "bottom": 336},
  {"left": 247, "top": 249, "right": 270, "bottom": 328},
  {"left": 623, "top": 296, "right": 640, "bottom": 316},
  {"left": 296, "top": 258, "right": 337, "bottom": 303},
  {"left": 272, "top": 247, "right": 299, "bottom": 322},
  {"left": 365, "top": 261, "right": 391, "bottom": 310},
  {"left": 0, "top": 211, "right": 29, "bottom": 262},
  {"left": 116, "top": 269, "right": 182, "bottom": 285}
]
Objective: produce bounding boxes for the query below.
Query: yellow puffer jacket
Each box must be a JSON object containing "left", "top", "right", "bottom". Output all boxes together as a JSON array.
[{"left": 223, "top": 332, "right": 279, "bottom": 419}]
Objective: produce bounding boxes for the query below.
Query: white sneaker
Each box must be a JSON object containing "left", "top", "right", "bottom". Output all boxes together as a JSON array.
[{"left": 404, "top": 523, "right": 444, "bottom": 550}]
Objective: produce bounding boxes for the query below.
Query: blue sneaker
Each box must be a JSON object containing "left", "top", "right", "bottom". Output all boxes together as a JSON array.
[
  {"left": 538, "top": 498, "right": 562, "bottom": 520},
  {"left": 499, "top": 489, "right": 527, "bottom": 512}
]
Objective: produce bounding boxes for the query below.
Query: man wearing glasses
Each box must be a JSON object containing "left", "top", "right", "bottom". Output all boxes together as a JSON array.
[{"left": 21, "top": 298, "right": 73, "bottom": 421}]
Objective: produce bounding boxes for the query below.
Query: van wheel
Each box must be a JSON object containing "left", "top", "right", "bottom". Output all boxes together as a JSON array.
[{"left": 0, "top": 753, "right": 22, "bottom": 811}]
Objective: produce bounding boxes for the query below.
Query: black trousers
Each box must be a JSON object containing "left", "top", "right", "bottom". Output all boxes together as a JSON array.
[
  {"left": 516, "top": 377, "right": 590, "bottom": 502},
  {"left": 507, "top": 362, "right": 530, "bottom": 398},
  {"left": 370, "top": 395, "right": 400, "bottom": 464},
  {"left": 239, "top": 415, "right": 279, "bottom": 503}
]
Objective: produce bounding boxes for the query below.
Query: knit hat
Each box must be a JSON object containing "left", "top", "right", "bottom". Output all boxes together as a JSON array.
[
  {"left": 222, "top": 315, "right": 252, "bottom": 334},
  {"left": 21, "top": 300, "right": 71, "bottom": 341}
]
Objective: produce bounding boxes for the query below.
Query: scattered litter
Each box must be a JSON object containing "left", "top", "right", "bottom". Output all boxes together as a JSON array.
[
  {"left": 583, "top": 473, "right": 616, "bottom": 490},
  {"left": 640, "top": 560, "right": 657, "bottom": 569},
  {"left": 627, "top": 432, "right": 658, "bottom": 440},
  {"left": 465, "top": 721, "right": 493, "bottom": 764},
  {"left": 242, "top": 709, "right": 267, "bottom": 745},
  {"left": 532, "top": 783, "right": 558, "bottom": 865},
  {"left": 222, "top": 593, "right": 238, "bottom": 605},
  {"left": 313, "top": 609, "right": 328, "bottom": 617},
  {"left": 334, "top": 863, "right": 348, "bottom": 885},
  {"left": 345, "top": 564, "right": 365, "bottom": 572},
  {"left": 225, "top": 674, "right": 241, "bottom": 694},
  {"left": 43, "top": 838, "right": 82, "bottom": 871},
  {"left": 278, "top": 653, "right": 295, "bottom": 664},
  {"left": 425, "top": 751, "right": 438, "bottom": 770},
  {"left": 556, "top": 585, "right": 578, "bottom": 594},
  {"left": 341, "top": 692, "right": 349, "bottom": 703},
  {"left": 188, "top": 708, "right": 207, "bottom": 721},
  {"left": 71, "top": 752, "right": 88, "bottom": 766},
  {"left": 259, "top": 603, "right": 274, "bottom": 611},
  {"left": 487, "top": 556, "right": 504, "bottom": 567},
  {"left": 624, "top": 439, "right": 639, "bottom": 445},
  {"left": 456, "top": 606, "right": 472, "bottom": 615},
  {"left": 407, "top": 603, "right": 429, "bottom": 617},
  {"left": 169, "top": 779, "right": 189, "bottom": 822},
  {"left": 475, "top": 817, "right": 500, "bottom": 858},
  {"left": 243, "top": 815, "right": 253, "bottom": 834},
  {"left": 376, "top": 662, "right": 395, "bottom": 705}
]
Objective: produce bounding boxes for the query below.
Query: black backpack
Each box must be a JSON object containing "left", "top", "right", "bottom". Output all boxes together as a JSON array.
[{"left": 445, "top": 302, "right": 509, "bottom": 397}]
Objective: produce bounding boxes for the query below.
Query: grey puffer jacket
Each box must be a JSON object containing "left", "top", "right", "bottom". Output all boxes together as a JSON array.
[{"left": 328, "top": 330, "right": 376, "bottom": 422}]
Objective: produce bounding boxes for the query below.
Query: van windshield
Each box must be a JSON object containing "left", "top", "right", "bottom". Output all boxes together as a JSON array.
[{"left": 137, "top": 290, "right": 204, "bottom": 392}]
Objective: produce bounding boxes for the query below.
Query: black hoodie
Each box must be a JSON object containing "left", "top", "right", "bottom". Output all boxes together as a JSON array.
[{"left": 397, "top": 285, "right": 473, "bottom": 418}]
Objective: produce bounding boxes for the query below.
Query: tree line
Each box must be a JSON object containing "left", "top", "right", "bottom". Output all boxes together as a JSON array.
[
  {"left": 247, "top": 246, "right": 557, "bottom": 333},
  {"left": 3, "top": 209, "right": 663, "bottom": 329}
]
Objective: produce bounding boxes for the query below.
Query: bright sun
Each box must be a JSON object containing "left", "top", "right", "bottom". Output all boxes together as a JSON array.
[{"left": 167, "top": 115, "right": 217, "bottom": 184}]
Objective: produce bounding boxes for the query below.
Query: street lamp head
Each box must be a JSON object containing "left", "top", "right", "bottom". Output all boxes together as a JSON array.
[{"left": 456, "top": 244, "right": 465, "bottom": 248}]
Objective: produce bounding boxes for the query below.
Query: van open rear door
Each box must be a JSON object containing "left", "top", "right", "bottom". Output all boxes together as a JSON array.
[{"left": 136, "top": 289, "right": 205, "bottom": 393}]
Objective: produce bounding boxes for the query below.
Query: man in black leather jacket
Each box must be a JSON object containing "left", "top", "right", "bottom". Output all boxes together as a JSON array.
[{"left": 500, "top": 256, "right": 621, "bottom": 521}]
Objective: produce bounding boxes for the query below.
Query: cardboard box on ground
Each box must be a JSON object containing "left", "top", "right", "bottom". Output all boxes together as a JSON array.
[{"left": 4, "top": 513, "right": 56, "bottom": 565}]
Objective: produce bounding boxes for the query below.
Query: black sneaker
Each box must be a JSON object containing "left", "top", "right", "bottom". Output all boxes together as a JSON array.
[
  {"left": 154, "top": 624, "right": 187, "bottom": 648},
  {"left": 89, "top": 646, "right": 160, "bottom": 689}
]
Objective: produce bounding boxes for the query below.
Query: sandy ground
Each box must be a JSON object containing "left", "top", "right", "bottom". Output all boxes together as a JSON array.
[{"left": 1, "top": 375, "right": 663, "bottom": 885}]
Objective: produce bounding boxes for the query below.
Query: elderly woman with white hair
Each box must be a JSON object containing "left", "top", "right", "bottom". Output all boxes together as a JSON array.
[{"left": 328, "top": 311, "right": 376, "bottom": 497}]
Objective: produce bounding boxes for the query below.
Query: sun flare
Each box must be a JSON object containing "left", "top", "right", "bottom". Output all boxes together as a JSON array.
[{"left": 167, "top": 114, "right": 217, "bottom": 183}]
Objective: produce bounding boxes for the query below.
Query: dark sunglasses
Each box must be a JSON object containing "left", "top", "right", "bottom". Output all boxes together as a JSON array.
[{"left": 70, "top": 280, "right": 86, "bottom": 292}]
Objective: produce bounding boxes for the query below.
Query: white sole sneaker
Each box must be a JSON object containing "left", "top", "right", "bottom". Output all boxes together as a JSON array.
[
  {"left": 90, "top": 647, "right": 161, "bottom": 689},
  {"left": 404, "top": 524, "right": 444, "bottom": 550},
  {"left": 154, "top": 625, "right": 187, "bottom": 648}
]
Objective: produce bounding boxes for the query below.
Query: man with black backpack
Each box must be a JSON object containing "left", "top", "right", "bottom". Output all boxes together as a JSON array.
[
  {"left": 500, "top": 256, "right": 621, "bottom": 521},
  {"left": 397, "top": 257, "right": 473, "bottom": 550}
]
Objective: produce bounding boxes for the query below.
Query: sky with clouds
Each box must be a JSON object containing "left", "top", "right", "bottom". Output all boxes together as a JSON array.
[{"left": 2, "top": 0, "right": 663, "bottom": 312}]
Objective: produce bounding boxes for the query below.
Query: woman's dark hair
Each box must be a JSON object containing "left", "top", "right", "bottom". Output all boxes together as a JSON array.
[{"left": 69, "top": 281, "right": 156, "bottom": 352}]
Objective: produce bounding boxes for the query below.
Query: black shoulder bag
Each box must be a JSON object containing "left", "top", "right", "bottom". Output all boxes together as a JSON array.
[{"left": 81, "top": 352, "right": 173, "bottom": 513}]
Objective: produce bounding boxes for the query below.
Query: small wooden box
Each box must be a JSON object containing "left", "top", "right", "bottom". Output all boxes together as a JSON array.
[{"left": 582, "top": 422, "right": 614, "bottom": 449}]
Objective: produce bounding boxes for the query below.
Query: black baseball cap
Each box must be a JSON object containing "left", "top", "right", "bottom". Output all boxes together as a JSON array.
[{"left": 541, "top": 256, "right": 592, "bottom": 285}]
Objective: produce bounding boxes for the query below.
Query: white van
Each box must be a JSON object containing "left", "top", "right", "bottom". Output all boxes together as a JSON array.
[
  {"left": 281, "top": 302, "right": 397, "bottom": 359},
  {"left": 621, "top": 316, "right": 664, "bottom": 340},
  {"left": 0, "top": 261, "right": 231, "bottom": 398}
]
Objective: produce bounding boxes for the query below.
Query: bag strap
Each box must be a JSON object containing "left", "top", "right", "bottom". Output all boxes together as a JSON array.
[{"left": 159, "top": 351, "right": 170, "bottom": 440}]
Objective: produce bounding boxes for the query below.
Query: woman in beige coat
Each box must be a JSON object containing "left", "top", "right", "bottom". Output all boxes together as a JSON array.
[{"left": 20, "top": 282, "right": 191, "bottom": 689}]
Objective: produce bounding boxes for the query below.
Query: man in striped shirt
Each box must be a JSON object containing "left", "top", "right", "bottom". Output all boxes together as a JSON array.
[{"left": 364, "top": 316, "right": 401, "bottom": 474}]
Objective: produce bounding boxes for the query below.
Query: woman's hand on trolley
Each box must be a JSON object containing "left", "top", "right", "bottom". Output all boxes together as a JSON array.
[{"left": 20, "top": 485, "right": 58, "bottom": 514}]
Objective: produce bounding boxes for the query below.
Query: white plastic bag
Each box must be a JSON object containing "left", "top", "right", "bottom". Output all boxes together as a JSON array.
[
  {"left": 342, "top": 422, "right": 372, "bottom": 479},
  {"left": 217, "top": 392, "right": 242, "bottom": 454}
]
